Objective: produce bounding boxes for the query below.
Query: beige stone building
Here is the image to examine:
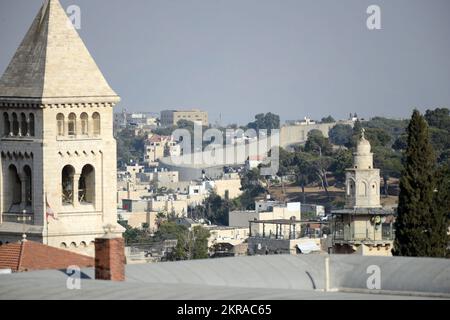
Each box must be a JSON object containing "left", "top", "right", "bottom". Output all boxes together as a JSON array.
[
  {"left": 160, "top": 109, "right": 208, "bottom": 127},
  {"left": 213, "top": 173, "right": 242, "bottom": 199},
  {"left": 229, "top": 201, "right": 301, "bottom": 237},
  {"left": 144, "top": 134, "right": 180, "bottom": 166},
  {"left": 331, "top": 130, "right": 395, "bottom": 256},
  {"left": 206, "top": 226, "right": 249, "bottom": 248},
  {"left": 0, "top": 0, "right": 123, "bottom": 256}
]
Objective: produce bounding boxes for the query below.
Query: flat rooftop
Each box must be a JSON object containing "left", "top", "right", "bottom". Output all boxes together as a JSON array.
[{"left": 0, "top": 255, "right": 449, "bottom": 300}]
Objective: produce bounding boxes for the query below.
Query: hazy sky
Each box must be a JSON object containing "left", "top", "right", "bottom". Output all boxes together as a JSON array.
[{"left": 1, "top": 0, "right": 450, "bottom": 125}]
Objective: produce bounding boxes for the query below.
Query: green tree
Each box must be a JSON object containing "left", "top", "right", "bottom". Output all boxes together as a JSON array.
[
  {"left": 321, "top": 115, "right": 336, "bottom": 123},
  {"left": 329, "top": 149, "right": 353, "bottom": 184},
  {"left": 434, "top": 165, "right": 450, "bottom": 257},
  {"left": 393, "top": 110, "right": 447, "bottom": 257},
  {"left": 293, "top": 152, "right": 316, "bottom": 203},
  {"left": 191, "top": 226, "right": 211, "bottom": 259},
  {"left": 392, "top": 134, "right": 408, "bottom": 151},
  {"left": 191, "top": 192, "right": 233, "bottom": 225},
  {"left": 154, "top": 221, "right": 188, "bottom": 241},
  {"left": 238, "top": 168, "right": 267, "bottom": 209},
  {"left": 372, "top": 146, "right": 403, "bottom": 195},
  {"left": 364, "top": 128, "right": 392, "bottom": 147},
  {"left": 174, "top": 225, "right": 210, "bottom": 260},
  {"left": 349, "top": 120, "right": 363, "bottom": 148},
  {"left": 425, "top": 108, "right": 450, "bottom": 130},
  {"left": 115, "top": 128, "right": 146, "bottom": 167},
  {"left": 119, "top": 220, "right": 150, "bottom": 245},
  {"left": 329, "top": 124, "right": 353, "bottom": 146},
  {"left": 364, "top": 117, "right": 408, "bottom": 140},
  {"left": 304, "top": 130, "right": 332, "bottom": 156},
  {"left": 247, "top": 113, "right": 280, "bottom": 133},
  {"left": 277, "top": 147, "right": 297, "bottom": 195}
]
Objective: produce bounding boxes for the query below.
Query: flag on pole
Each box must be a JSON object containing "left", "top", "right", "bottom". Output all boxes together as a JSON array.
[{"left": 46, "top": 195, "right": 58, "bottom": 222}]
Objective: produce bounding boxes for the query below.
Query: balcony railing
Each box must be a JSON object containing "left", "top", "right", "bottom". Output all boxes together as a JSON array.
[
  {"left": 333, "top": 223, "right": 394, "bottom": 242},
  {"left": 2, "top": 213, "right": 34, "bottom": 225}
]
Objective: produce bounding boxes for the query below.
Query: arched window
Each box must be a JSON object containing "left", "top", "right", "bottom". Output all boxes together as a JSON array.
[
  {"left": 359, "top": 181, "right": 368, "bottom": 196},
  {"left": 62, "top": 165, "right": 75, "bottom": 205},
  {"left": 3, "top": 113, "right": 10, "bottom": 136},
  {"left": 23, "top": 166, "right": 32, "bottom": 206},
  {"left": 80, "top": 113, "right": 88, "bottom": 135},
  {"left": 8, "top": 164, "right": 21, "bottom": 207},
  {"left": 60, "top": 242, "right": 67, "bottom": 249},
  {"left": 68, "top": 113, "right": 76, "bottom": 136},
  {"left": 92, "top": 112, "right": 100, "bottom": 136},
  {"left": 29, "top": 113, "right": 35, "bottom": 136},
  {"left": 20, "top": 113, "right": 27, "bottom": 136},
  {"left": 347, "top": 180, "right": 355, "bottom": 196},
  {"left": 57, "top": 114, "right": 65, "bottom": 136},
  {"left": 70, "top": 242, "right": 77, "bottom": 249},
  {"left": 12, "top": 113, "right": 19, "bottom": 136},
  {"left": 80, "top": 241, "right": 87, "bottom": 248},
  {"left": 78, "top": 164, "right": 95, "bottom": 204},
  {"left": 372, "top": 182, "right": 378, "bottom": 195}
]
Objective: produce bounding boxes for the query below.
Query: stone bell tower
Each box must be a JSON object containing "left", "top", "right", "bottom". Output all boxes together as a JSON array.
[
  {"left": 0, "top": 0, "right": 123, "bottom": 255},
  {"left": 345, "top": 129, "right": 381, "bottom": 209}
]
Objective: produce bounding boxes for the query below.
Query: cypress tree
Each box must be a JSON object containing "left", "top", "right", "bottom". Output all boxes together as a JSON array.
[
  {"left": 434, "top": 165, "right": 450, "bottom": 257},
  {"left": 393, "top": 110, "right": 446, "bottom": 257}
]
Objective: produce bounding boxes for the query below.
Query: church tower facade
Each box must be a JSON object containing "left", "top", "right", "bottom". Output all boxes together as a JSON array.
[
  {"left": 0, "top": 0, "right": 123, "bottom": 255},
  {"left": 345, "top": 130, "right": 381, "bottom": 209}
]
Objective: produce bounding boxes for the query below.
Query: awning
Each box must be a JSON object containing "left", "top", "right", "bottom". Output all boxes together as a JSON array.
[{"left": 296, "top": 241, "right": 321, "bottom": 254}]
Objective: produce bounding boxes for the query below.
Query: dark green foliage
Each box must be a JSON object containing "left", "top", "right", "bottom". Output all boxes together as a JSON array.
[
  {"left": 373, "top": 146, "right": 403, "bottom": 178},
  {"left": 239, "top": 168, "right": 267, "bottom": 209},
  {"left": 372, "top": 146, "right": 403, "bottom": 195},
  {"left": 152, "top": 126, "right": 176, "bottom": 136},
  {"left": 329, "top": 124, "right": 353, "bottom": 146},
  {"left": 191, "top": 192, "right": 233, "bottom": 226},
  {"left": 364, "top": 128, "right": 392, "bottom": 147},
  {"left": 364, "top": 117, "right": 408, "bottom": 139},
  {"left": 154, "top": 222, "right": 188, "bottom": 241},
  {"left": 329, "top": 149, "right": 353, "bottom": 184},
  {"left": 434, "top": 165, "right": 450, "bottom": 257},
  {"left": 156, "top": 222, "right": 210, "bottom": 260},
  {"left": 425, "top": 108, "right": 450, "bottom": 130},
  {"left": 115, "top": 128, "right": 146, "bottom": 167},
  {"left": 393, "top": 108, "right": 449, "bottom": 163},
  {"left": 304, "top": 130, "right": 333, "bottom": 156},
  {"left": 247, "top": 113, "right": 280, "bottom": 132},
  {"left": 119, "top": 220, "right": 151, "bottom": 245},
  {"left": 321, "top": 115, "right": 336, "bottom": 123},
  {"left": 393, "top": 110, "right": 447, "bottom": 257},
  {"left": 393, "top": 134, "right": 408, "bottom": 151},
  {"left": 173, "top": 225, "right": 211, "bottom": 260}
]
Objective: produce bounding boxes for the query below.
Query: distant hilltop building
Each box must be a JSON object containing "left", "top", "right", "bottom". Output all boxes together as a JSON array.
[
  {"left": 0, "top": 0, "right": 123, "bottom": 255},
  {"left": 160, "top": 109, "right": 208, "bottom": 127},
  {"left": 144, "top": 134, "right": 181, "bottom": 166}
]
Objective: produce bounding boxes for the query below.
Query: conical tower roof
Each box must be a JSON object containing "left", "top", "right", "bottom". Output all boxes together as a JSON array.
[{"left": 0, "top": 0, "right": 119, "bottom": 104}]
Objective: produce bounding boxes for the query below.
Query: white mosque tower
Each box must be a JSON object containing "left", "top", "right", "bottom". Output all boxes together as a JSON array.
[
  {"left": 0, "top": 0, "right": 123, "bottom": 255},
  {"left": 345, "top": 128, "right": 381, "bottom": 209},
  {"left": 331, "top": 129, "right": 395, "bottom": 256}
]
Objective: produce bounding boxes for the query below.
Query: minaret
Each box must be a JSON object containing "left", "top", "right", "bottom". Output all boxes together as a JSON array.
[
  {"left": 0, "top": 0, "right": 123, "bottom": 255},
  {"left": 345, "top": 129, "right": 381, "bottom": 209}
]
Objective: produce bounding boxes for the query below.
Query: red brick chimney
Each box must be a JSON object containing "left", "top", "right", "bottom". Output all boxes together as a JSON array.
[{"left": 95, "top": 224, "right": 125, "bottom": 281}]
